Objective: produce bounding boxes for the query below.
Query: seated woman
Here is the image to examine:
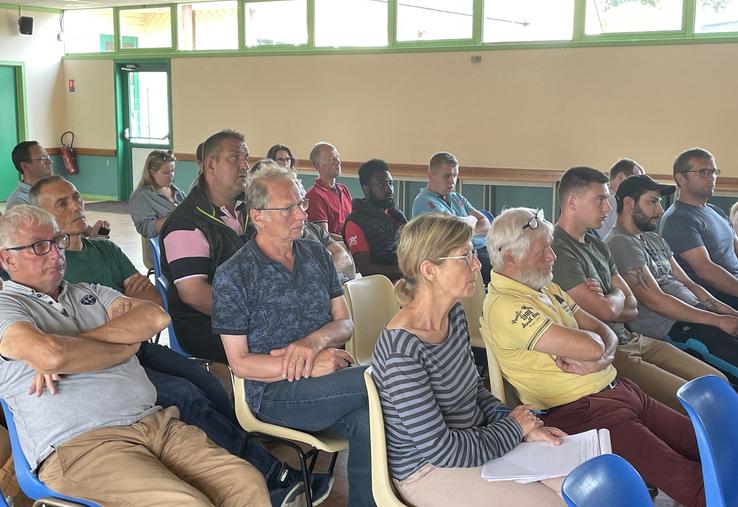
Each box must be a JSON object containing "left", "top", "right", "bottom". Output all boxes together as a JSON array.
[
  {"left": 372, "top": 213, "right": 566, "bottom": 507},
  {"left": 267, "top": 144, "right": 298, "bottom": 172},
  {"left": 129, "top": 149, "right": 185, "bottom": 238}
]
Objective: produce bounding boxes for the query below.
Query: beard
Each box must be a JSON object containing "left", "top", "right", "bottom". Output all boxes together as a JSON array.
[
  {"left": 516, "top": 268, "right": 553, "bottom": 291},
  {"left": 632, "top": 205, "right": 658, "bottom": 232}
]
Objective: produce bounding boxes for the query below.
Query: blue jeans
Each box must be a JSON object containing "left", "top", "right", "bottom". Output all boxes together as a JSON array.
[
  {"left": 257, "top": 365, "right": 375, "bottom": 507},
  {"left": 137, "top": 342, "right": 279, "bottom": 478}
]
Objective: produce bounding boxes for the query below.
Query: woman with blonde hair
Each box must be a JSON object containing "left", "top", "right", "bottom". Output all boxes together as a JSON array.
[
  {"left": 129, "top": 149, "right": 185, "bottom": 238},
  {"left": 372, "top": 213, "right": 566, "bottom": 507}
]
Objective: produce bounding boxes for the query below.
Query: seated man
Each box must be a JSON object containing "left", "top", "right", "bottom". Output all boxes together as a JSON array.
[
  {"left": 305, "top": 142, "right": 352, "bottom": 239},
  {"left": 482, "top": 207, "right": 705, "bottom": 507},
  {"left": 553, "top": 167, "right": 723, "bottom": 412},
  {"left": 344, "top": 159, "right": 407, "bottom": 281},
  {"left": 29, "top": 175, "right": 322, "bottom": 505},
  {"left": 605, "top": 174, "right": 738, "bottom": 381},
  {"left": 0, "top": 205, "right": 268, "bottom": 506},
  {"left": 660, "top": 147, "right": 738, "bottom": 308},
  {"left": 594, "top": 158, "right": 644, "bottom": 238},
  {"left": 412, "top": 151, "right": 491, "bottom": 284},
  {"left": 213, "top": 165, "right": 374, "bottom": 507}
]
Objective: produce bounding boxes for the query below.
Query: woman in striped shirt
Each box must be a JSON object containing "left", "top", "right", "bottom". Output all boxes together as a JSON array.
[{"left": 372, "top": 213, "right": 566, "bottom": 507}]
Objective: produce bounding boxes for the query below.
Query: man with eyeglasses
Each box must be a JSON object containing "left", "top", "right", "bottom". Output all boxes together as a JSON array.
[
  {"left": 660, "top": 147, "right": 738, "bottom": 309},
  {"left": 212, "top": 164, "right": 373, "bottom": 507},
  {"left": 7, "top": 141, "right": 53, "bottom": 210},
  {"left": 305, "top": 142, "right": 352, "bottom": 240},
  {"left": 0, "top": 205, "right": 270, "bottom": 506},
  {"left": 344, "top": 159, "right": 407, "bottom": 281},
  {"left": 482, "top": 207, "right": 705, "bottom": 507}
]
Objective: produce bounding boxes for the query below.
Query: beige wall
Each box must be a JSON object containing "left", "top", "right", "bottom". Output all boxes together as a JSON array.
[
  {"left": 61, "top": 41, "right": 738, "bottom": 177},
  {"left": 0, "top": 8, "right": 64, "bottom": 146}
]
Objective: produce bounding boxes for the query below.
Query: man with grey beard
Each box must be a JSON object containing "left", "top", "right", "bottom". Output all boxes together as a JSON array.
[{"left": 604, "top": 174, "right": 738, "bottom": 382}]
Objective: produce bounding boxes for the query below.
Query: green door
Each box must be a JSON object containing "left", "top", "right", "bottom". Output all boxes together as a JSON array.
[{"left": 0, "top": 66, "right": 20, "bottom": 201}]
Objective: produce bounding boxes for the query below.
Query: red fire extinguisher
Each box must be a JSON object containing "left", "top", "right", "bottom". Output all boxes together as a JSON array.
[{"left": 60, "top": 131, "right": 79, "bottom": 175}]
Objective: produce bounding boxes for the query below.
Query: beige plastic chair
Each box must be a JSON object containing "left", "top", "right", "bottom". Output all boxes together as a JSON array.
[
  {"left": 460, "top": 271, "right": 486, "bottom": 349},
  {"left": 481, "top": 338, "right": 522, "bottom": 407},
  {"left": 363, "top": 368, "right": 408, "bottom": 507},
  {"left": 230, "top": 372, "right": 347, "bottom": 506},
  {"left": 141, "top": 235, "right": 154, "bottom": 276},
  {"left": 343, "top": 275, "right": 400, "bottom": 365}
]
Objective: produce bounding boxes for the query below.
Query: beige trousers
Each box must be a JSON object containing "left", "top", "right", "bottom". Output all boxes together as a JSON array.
[
  {"left": 38, "top": 406, "right": 270, "bottom": 507},
  {"left": 394, "top": 463, "right": 564, "bottom": 507},
  {"left": 614, "top": 334, "right": 727, "bottom": 412}
]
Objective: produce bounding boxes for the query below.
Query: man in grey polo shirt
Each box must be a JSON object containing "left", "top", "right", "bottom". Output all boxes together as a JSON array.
[{"left": 0, "top": 205, "right": 269, "bottom": 506}]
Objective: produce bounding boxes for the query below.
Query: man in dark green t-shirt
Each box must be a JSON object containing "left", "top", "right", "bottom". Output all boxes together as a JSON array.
[{"left": 552, "top": 166, "right": 721, "bottom": 412}]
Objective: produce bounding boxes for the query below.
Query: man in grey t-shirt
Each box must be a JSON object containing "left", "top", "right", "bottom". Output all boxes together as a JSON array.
[
  {"left": 0, "top": 205, "right": 268, "bottom": 506},
  {"left": 605, "top": 175, "right": 738, "bottom": 382}
]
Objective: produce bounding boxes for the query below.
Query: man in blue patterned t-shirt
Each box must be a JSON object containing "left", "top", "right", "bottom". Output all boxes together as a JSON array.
[{"left": 212, "top": 165, "right": 374, "bottom": 507}]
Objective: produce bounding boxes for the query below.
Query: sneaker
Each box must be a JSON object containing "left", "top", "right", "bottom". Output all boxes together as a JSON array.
[{"left": 271, "top": 471, "right": 334, "bottom": 507}]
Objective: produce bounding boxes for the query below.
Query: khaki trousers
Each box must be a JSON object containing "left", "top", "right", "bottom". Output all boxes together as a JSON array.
[
  {"left": 614, "top": 335, "right": 727, "bottom": 413},
  {"left": 394, "top": 463, "right": 564, "bottom": 507},
  {"left": 38, "top": 407, "right": 270, "bottom": 507}
]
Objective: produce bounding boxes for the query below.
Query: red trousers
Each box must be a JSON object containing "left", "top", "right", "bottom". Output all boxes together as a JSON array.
[{"left": 542, "top": 378, "right": 705, "bottom": 507}]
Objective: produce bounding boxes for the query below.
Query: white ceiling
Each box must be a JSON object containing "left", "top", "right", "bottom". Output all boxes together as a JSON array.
[{"left": 17, "top": 0, "right": 206, "bottom": 10}]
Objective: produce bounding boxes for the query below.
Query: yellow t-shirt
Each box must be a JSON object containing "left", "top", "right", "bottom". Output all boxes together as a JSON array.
[{"left": 481, "top": 272, "right": 616, "bottom": 409}]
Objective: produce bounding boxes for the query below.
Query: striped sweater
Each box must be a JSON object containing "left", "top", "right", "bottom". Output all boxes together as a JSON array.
[{"left": 372, "top": 302, "right": 523, "bottom": 480}]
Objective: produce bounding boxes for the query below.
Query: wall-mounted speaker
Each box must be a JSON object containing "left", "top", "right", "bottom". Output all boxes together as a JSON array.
[{"left": 18, "top": 16, "right": 33, "bottom": 35}]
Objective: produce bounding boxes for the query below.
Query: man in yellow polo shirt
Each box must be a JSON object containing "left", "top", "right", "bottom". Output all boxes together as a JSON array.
[{"left": 482, "top": 207, "right": 705, "bottom": 507}]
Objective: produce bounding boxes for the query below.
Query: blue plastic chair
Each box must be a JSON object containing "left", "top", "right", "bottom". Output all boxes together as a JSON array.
[
  {"left": 562, "top": 454, "right": 652, "bottom": 507},
  {"left": 154, "top": 274, "right": 189, "bottom": 357},
  {"left": 481, "top": 209, "right": 495, "bottom": 223},
  {"left": 148, "top": 236, "right": 163, "bottom": 279},
  {"left": 677, "top": 374, "right": 737, "bottom": 507},
  {"left": 0, "top": 400, "right": 100, "bottom": 507}
]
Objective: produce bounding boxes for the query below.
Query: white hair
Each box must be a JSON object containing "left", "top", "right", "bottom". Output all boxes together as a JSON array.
[
  {"left": 487, "top": 207, "right": 554, "bottom": 269},
  {"left": 0, "top": 205, "right": 58, "bottom": 250}
]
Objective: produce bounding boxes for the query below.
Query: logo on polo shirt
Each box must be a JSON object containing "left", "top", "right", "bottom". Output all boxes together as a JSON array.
[
  {"left": 512, "top": 305, "right": 538, "bottom": 329},
  {"left": 347, "top": 235, "right": 357, "bottom": 248},
  {"left": 80, "top": 294, "right": 97, "bottom": 305}
]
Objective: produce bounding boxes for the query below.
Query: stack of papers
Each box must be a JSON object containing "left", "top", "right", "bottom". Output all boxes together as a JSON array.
[{"left": 481, "top": 428, "right": 611, "bottom": 483}]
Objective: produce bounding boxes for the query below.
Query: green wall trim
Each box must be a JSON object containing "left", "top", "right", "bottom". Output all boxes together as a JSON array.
[{"left": 0, "top": 3, "right": 60, "bottom": 13}]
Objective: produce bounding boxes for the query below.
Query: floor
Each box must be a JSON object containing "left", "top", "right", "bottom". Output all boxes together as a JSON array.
[{"left": 6, "top": 200, "right": 681, "bottom": 507}]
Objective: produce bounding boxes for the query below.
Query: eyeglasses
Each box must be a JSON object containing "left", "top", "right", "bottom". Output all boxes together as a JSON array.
[
  {"left": 28, "top": 156, "right": 51, "bottom": 163},
  {"left": 275, "top": 156, "right": 293, "bottom": 164},
  {"left": 258, "top": 198, "right": 309, "bottom": 216},
  {"left": 683, "top": 168, "right": 720, "bottom": 178},
  {"left": 155, "top": 150, "right": 175, "bottom": 162},
  {"left": 6, "top": 233, "right": 70, "bottom": 256},
  {"left": 437, "top": 250, "right": 479, "bottom": 267},
  {"left": 523, "top": 209, "right": 543, "bottom": 231}
]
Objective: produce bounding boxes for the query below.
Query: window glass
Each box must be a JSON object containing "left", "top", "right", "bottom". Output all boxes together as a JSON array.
[
  {"left": 315, "top": 0, "right": 388, "bottom": 47},
  {"left": 585, "top": 0, "right": 683, "bottom": 35},
  {"left": 695, "top": 0, "right": 738, "bottom": 33},
  {"left": 120, "top": 7, "right": 172, "bottom": 49},
  {"left": 483, "top": 0, "right": 574, "bottom": 42},
  {"left": 245, "top": 0, "right": 308, "bottom": 47},
  {"left": 63, "top": 9, "right": 114, "bottom": 53},
  {"left": 127, "top": 71, "right": 170, "bottom": 145},
  {"left": 178, "top": 1, "right": 238, "bottom": 50},
  {"left": 397, "top": 0, "right": 473, "bottom": 42}
]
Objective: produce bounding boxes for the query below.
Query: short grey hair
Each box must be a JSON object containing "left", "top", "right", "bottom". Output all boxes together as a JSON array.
[
  {"left": 245, "top": 164, "right": 298, "bottom": 212},
  {"left": 309, "top": 142, "right": 334, "bottom": 169},
  {"left": 0, "top": 205, "right": 58, "bottom": 250},
  {"left": 28, "top": 175, "right": 68, "bottom": 206},
  {"left": 487, "top": 207, "right": 554, "bottom": 268}
]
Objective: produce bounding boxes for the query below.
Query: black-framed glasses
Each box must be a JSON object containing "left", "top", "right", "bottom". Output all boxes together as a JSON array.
[
  {"left": 684, "top": 168, "right": 720, "bottom": 178},
  {"left": 437, "top": 250, "right": 479, "bottom": 267},
  {"left": 28, "top": 156, "right": 51, "bottom": 163},
  {"left": 258, "top": 198, "right": 309, "bottom": 216},
  {"left": 6, "top": 233, "right": 70, "bottom": 256},
  {"left": 523, "top": 209, "right": 543, "bottom": 231}
]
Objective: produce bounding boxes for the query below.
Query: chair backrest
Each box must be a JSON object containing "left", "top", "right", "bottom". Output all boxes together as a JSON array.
[
  {"left": 363, "top": 368, "right": 408, "bottom": 507},
  {"left": 561, "top": 454, "right": 652, "bottom": 507},
  {"left": 460, "top": 270, "right": 485, "bottom": 349},
  {"left": 230, "top": 373, "right": 347, "bottom": 453},
  {"left": 154, "top": 274, "right": 188, "bottom": 357},
  {"left": 140, "top": 236, "right": 154, "bottom": 270},
  {"left": 343, "top": 275, "right": 399, "bottom": 365},
  {"left": 677, "top": 374, "right": 738, "bottom": 507},
  {"left": 0, "top": 400, "right": 99, "bottom": 507},
  {"left": 148, "top": 236, "right": 163, "bottom": 278}
]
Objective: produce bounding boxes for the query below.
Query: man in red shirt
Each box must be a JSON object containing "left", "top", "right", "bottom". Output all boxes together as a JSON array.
[
  {"left": 343, "top": 159, "right": 406, "bottom": 281},
  {"left": 305, "top": 142, "right": 352, "bottom": 238}
]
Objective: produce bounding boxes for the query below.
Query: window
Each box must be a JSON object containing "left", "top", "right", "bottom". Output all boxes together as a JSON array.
[
  {"left": 120, "top": 7, "right": 173, "bottom": 49},
  {"left": 483, "top": 0, "right": 575, "bottom": 42},
  {"left": 126, "top": 71, "right": 170, "bottom": 145},
  {"left": 245, "top": 0, "right": 308, "bottom": 47},
  {"left": 315, "top": 0, "right": 388, "bottom": 47},
  {"left": 695, "top": 0, "right": 738, "bottom": 34},
  {"left": 178, "top": 1, "right": 238, "bottom": 50},
  {"left": 585, "top": 0, "right": 683, "bottom": 35},
  {"left": 397, "top": 0, "right": 473, "bottom": 42},
  {"left": 63, "top": 9, "right": 114, "bottom": 53}
]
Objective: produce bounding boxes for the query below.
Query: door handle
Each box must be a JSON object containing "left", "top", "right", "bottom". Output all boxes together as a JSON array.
[{"left": 123, "top": 128, "right": 130, "bottom": 140}]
